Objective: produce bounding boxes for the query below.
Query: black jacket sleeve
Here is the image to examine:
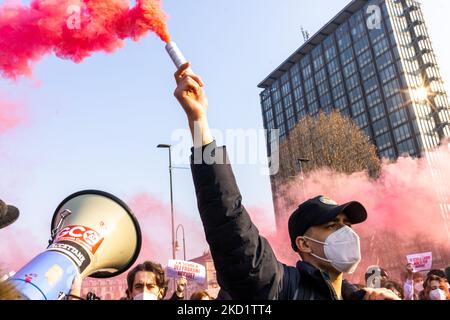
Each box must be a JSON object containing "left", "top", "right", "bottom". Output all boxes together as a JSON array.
[{"left": 190, "top": 142, "right": 284, "bottom": 300}]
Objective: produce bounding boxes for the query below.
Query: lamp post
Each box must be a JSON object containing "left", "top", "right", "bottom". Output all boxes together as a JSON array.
[
  {"left": 157, "top": 144, "right": 176, "bottom": 261},
  {"left": 175, "top": 224, "right": 186, "bottom": 261},
  {"left": 297, "top": 158, "right": 310, "bottom": 200}
]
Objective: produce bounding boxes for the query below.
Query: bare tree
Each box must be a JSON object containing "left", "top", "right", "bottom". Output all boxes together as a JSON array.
[{"left": 277, "top": 111, "right": 381, "bottom": 180}]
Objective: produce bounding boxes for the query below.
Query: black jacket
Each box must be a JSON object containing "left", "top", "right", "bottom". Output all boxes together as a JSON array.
[{"left": 190, "top": 142, "right": 362, "bottom": 300}]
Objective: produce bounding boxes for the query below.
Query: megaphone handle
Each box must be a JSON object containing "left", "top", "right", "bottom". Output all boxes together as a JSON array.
[{"left": 50, "top": 209, "right": 73, "bottom": 242}]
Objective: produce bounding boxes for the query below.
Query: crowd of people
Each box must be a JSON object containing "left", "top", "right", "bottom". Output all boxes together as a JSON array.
[{"left": 1, "top": 63, "right": 449, "bottom": 301}]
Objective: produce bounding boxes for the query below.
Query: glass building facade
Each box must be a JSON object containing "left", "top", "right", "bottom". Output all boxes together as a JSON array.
[{"left": 258, "top": 0, "right": 450, "bottom": 234}]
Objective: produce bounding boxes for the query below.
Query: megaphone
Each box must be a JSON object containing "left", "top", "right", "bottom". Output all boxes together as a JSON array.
[{"left": 10, "top": 190, "right": 141, "bottom": 300}]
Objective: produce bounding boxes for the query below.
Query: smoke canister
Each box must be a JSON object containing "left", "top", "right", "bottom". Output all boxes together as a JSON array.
[{"left": 165, "top": 41, "right": 193, "bottom": 74}]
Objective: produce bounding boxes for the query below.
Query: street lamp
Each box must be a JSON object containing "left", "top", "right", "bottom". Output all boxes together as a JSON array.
[
  {"left": 175, "top": 224, "right": 186, "bottom": 261},
  {"left": 157, "top": 144, "right": 176, "bottom": 261},
  {"left": 297, "top": 158, "right": 310, "bottom": 200}
]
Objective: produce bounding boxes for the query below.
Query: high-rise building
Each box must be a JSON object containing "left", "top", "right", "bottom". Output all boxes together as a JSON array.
[{"left": 258, "top": 0, "right": 450, "bottom": 233}]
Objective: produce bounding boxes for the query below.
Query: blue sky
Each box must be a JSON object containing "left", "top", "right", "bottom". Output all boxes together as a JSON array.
[{"left": 1, "top": 0, "right": 449, "bottom": 262}]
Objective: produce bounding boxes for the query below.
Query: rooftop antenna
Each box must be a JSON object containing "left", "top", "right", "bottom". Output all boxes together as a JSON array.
[{"left": 301, "top": 26, "right": 310, "bottom": 43}]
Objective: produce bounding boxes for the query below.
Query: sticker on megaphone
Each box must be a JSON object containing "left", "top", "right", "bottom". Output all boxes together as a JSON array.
[{"left": 166, "top": 260, "right": 206, "bottom": 284}]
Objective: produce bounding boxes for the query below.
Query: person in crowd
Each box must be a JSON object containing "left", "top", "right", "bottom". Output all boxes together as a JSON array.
[
  {"left": 0, "top": 199, "right": 19, "bottom": 229},
  {"left": 0, "top": 279, "right": 25, "bottom": 300},
  {"left": 381, "top": 279, "right": 403, "bottom": 300},
  {"left": 190, "top": 290, "right": 213, "bottom": 300},
  {"left": 169, "top": 276, "right": 188, "bottom": 300},
  {"left": 365, "top": 265, "right": 390, "bottom": 288},
  {"left": 420, "top": 274, "right": 450, "bottom": 300},
  {"left": 427, "top": 269, "right": 446, "bottom": 279},
  {"left": 402, "top": 263, "right": 415, "bottom": 300},
  {"left": 171, "top": 62, "right": 399, "bottom": 300},
  {"left": 125, "top": 261, "right": 168, "bottom": 300}
]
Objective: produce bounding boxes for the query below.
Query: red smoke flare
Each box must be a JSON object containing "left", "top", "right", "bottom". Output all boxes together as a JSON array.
[{"left": 0, "top": 0, "right": 170, "bottom": 80}]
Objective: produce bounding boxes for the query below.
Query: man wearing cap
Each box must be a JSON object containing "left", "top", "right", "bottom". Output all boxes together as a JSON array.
[
  {"left": 172, "top": 63, "right": 399, "bottom": 300},
  {"left": 0, "top": 199, "right": 19, "bottom": 230}
]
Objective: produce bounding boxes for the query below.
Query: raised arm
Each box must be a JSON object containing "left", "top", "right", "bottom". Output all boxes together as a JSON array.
[{"left": 173, "top": 63, "right": 284, "bottom": 299}]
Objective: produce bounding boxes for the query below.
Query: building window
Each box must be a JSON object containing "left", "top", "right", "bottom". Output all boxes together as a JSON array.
[
  {"left": 284, "top": 95, "right": 292, "bottom": 108},
  {"left": 369, "top": 27, "right": 386, "bottom": 45},
  {"left": 309, "top": 101, "right": 319, "bottom": 115},
  {"left": 357, "top": 50, "right": 372, "bottom": 68},
  {"left": 335, "top": 95, "right": 348, "bottom": 111},
  {"left": 320, "top": 92, "right": 332, "bottom": 109},
  {"left": 315, "top": 68, "right": 327, "bottom": 85},
  {"left": 292, "top": 72, "right": 302, "bottom": 88},
  {"left": 354, "top": 36, "right": 369, "bottom": 55},
  {"left": 379, "top": 147, "right": 396, "bottom": 159},
  {"left": 373, "top": 118, "right": 389, "bottom": 136},
  {"left": 390, "top": 108, "right": 408, "bottom": 127},
  {"left": 286, "top": 104, "right": 294, "bottom": 119},
  {"left": 361, "top": 63, "right": 376, "bottom": 81},
  {"left": 367, "top": 89, "right": 382, "bottom": 108},
  {"left": 262, "top": 97, "right": 272, "bottom": 111},
  {"left": 397, "top": 138, "right": 416, "bottom": 155},
  {"left": 354, "top": 112, "right": 369, "bottom": 128},
  {"left": 272, "top": 89, "right": 281, "bottom": 103},
  {"left": 281, "top": 81, "right": 291, "bottom": 97},
  {"left": 363, "top": 76, "right": 379, "bottom": 94},
  {"left": 325, "top": 46, "right": 337, "bottom": 61},
  {"left": 327, "top": 58, "right": 340, "bottom": 75},
  {"left": 306, "top": 91, "right": 317, "bottom": 105},
  {"left": 351, "top": 99, "right": 365, "bottom": 116},
  {"left": 313, "top": 55, "right": 325, "bottom": 71},
  {"left": 332, "top": 83, "right": 345, "bottom": 100},
  {"left": 376, "top": 50, "right": 394, "bottom": 71},
  {"left": 393, "top": 123, "right": 412, "bottom": 143},
  {"left": 275, "top": 102, "right": 283, "bottom": 115},
  {"left": 287, "top": 117, "right": 297, "bottom": 130},
  {"left": 317, "top": 82, "right": 329, "bottom": 96},
  {"left": 369, "top": 103, "right": 386, "bottom": 122},
  {"left": 276, "top": 114, "right": 284, "bottom": 127},
  {"left": 386, "top": 93, "right": 404, "bottom": 112},
  {"left": 330, "top": 72, "right": 343, "bottom": 87},
  {"left": 340, "top": 47, "right": 354, "bottom": 66},
  {"left": 295, "top": 98, "right": 305, "bottom": 113},
  {"left": 346, "top": 74, "right": 360, "bottom": 90},
  {"left": 294, "top": 86, "right": 303, "bottom": 100},
  {"left": 265, "top": 109, "right": 273, "bottom": 122},
  {"left": 343, "top": 61, "right": 357, "bottom": 78},
  {"left": 303, "top": 64, "right": 313, "bottom": 79},
  {"left": 373, "top": 37, "right": 389, "bottom": 57},
  {"left": 349, "top": 87, "right": 363, "bottom": 104},
  {"left": 305, "top": 78, "right": 315, "bottom": 92},
  {"left": 379, "top": 64, "right": 396, "bottom": 84},
  {"left": 383, "top": 79, "right": 401, "bottom": 98},
  {"left": 337, "top": 33, "right": 351, "bottom": 51},
  {"left": 375, "top": 132, "right": 393, "bottom": 150}
]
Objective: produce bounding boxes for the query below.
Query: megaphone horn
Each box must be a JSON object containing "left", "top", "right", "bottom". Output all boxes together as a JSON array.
[{"left": 10, "top": 190, "right": 142, "bottom": 300}]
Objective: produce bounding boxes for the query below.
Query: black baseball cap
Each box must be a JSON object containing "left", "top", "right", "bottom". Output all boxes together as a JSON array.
[
  {"left": 288, "top": 195, "right": 367, "bottom": 252},
  {"left": 0, "top": 199, "right": 20, "bottom": 229}
]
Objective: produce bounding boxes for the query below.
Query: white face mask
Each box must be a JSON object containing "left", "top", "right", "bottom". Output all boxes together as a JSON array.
[
  {"left": 304, "top": 225, "right": 361, "bottom": 274},
  {"left": 133, "top": 291, "right": 158, "bottom": 300},
  {"left": 414, "top": 282, "right": 424, "bottom": 293},
  {"left": 429, "top": 289, "right": 447, "bottom": 301}
]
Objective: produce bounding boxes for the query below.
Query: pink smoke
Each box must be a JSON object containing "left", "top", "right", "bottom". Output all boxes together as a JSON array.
[
  {"left": 0, "top": 225, "right": 42, "bottom": 272},
  {"left": 128, "top": 193, "right": 208, "bottom": 266},
  {"left": 270, "top": 143, "right": 450, "bottom": 282},
  {"left": 0, "top": 98, "right": 26, "bottom": 134},
  {"left": 0, "top": 0, "right": 170, "bottom": 80}
]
